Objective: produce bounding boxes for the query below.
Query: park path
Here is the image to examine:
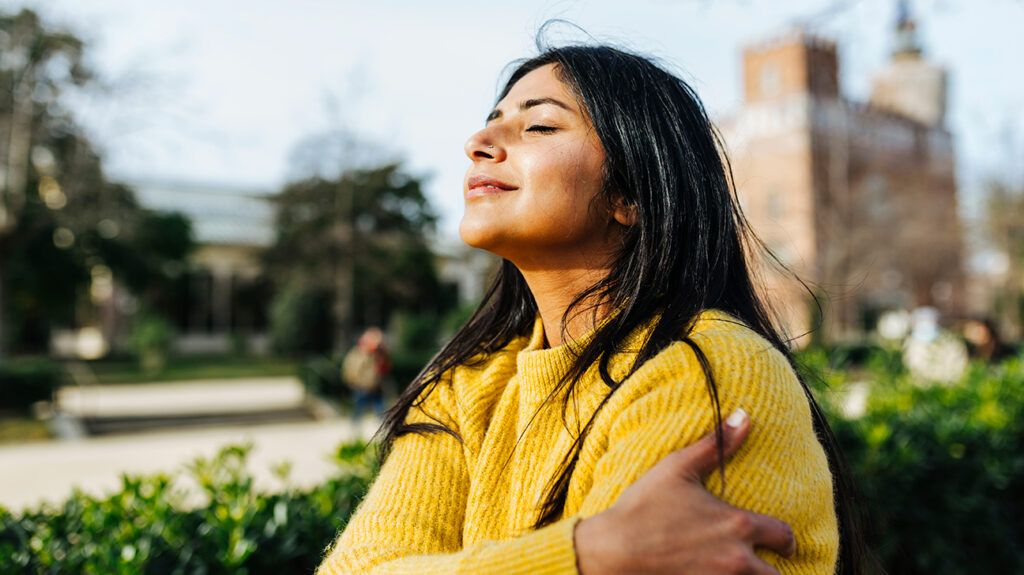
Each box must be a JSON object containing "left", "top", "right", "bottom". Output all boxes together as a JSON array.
[{"left": 0, "top": 377, "right": 379, "bottom": 513}]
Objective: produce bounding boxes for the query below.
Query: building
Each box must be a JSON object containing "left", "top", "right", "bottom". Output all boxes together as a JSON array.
[
  {"left": 719, "top": 5, "right": 963, "bottom": 342},
  {"left": 129, "top": 179, "right": 276, "bottom": 354},
  {"left": 125, "top": 180, "right": 492, "bottom": 355}
]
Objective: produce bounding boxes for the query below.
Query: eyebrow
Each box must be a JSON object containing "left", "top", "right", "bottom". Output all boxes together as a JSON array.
[{"left": 486, "top": 97, "right": 573, "bottom": 123}]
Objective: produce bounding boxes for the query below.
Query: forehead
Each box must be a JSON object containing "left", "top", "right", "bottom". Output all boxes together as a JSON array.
[{"left": 498, "top": 63, "right": 579, "bottom": 112}]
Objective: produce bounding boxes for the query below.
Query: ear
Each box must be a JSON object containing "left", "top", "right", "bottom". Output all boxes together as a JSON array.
[{"left": 610, "top": 196, "right": 637, "bottom": 226}]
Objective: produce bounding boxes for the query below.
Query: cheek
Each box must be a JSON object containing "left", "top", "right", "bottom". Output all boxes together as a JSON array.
[
  {"left": 518, "top": 140, "right": 606, "bottom": 236},
  {"left": 525, "top": 138, "right": 603, "bottom": 192},
  {"left": 459, "top": 138, "right": 607, "bottom": 255}
]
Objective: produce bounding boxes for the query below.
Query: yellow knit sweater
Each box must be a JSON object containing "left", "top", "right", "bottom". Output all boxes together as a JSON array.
[{"left": 316, "top": 309, "right": 839, "bottom": 574}]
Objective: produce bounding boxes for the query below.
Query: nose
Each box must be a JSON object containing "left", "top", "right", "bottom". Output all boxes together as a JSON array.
[{"left": 464, "top": 127, "right": 506, "bottom": 162}]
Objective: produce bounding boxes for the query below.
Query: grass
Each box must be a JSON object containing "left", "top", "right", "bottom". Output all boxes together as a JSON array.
[
  {"left": 0, "top": 415, "right": 52, "bottom": 444},
  {"left": 84, "top": 355, "right": 301, "bottom": 385}
]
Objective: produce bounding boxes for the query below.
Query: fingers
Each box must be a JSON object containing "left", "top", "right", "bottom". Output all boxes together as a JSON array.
[
  {"left": 672, "top": 407, "right": 751, "bottom": 481},
  {"left": 743, "top": 553, "right": 783, "bottom": 575},
  {"left": 745, "top": 512, "right": 797, "bottom": 558},
  {"left": 715, "top": 543, "right": 783, "bottom": 575}
]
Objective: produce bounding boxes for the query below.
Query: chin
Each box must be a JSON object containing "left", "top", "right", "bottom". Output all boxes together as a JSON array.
[
  {"left": 460, "top": 214, "right": 516, "bottom": 258},
  {"left": 459, "top": 215, "right": 495, "bottom": 249}
]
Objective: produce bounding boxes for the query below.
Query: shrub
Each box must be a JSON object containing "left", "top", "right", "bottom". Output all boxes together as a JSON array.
[
  {"left": 0, "top": 358, "right": 63, "bottom": 412},
  {"left": 268, "top": 283, "right": 335, "bottom": 356},
  {"left": 0, "top": 440, "right": 378, "bottom": 574},
  {"left": 389, "top": 349, "right": 434, "bottom": 394},
  {"left": 4, "top": 352, "right": 1023, "bottom": 573},
  {"left": 809, "top": 352, "right": 1024, "bottom": 574},
  {"left": 299, "top": 355, "right": 348, "bottom": 404},
  {"left": 130, "top": 314, "right": 176, "bottom": 376}
]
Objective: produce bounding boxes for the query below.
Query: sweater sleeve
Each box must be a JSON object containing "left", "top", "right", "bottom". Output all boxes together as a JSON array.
[
  {"left": 573, "top": 329, "right": 840, "bottom": 574},
  {"left": 314, "top": 375, "right": 584, "bottom": 575},
  {"left": 316, "top": 326, "right": 838, "bottom": 574}
]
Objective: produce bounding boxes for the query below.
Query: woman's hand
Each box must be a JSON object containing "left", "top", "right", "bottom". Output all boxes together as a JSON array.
[{"left": 573, "top": 409, "right": 796, "bottom": 574}]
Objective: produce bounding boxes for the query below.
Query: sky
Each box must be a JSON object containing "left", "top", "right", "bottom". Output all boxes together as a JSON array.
[{"left": 4, "top": 0, "right": 1023, "bottom": 236}]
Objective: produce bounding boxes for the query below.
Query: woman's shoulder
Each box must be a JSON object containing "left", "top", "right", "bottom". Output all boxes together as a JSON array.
[
  {"left": 605, "top": 310, "right": 837, "bottom": 568},
  {"left": 633, "top": 308, "right": 792, "bottom": 379},
  {"left": 605, "top": 308, "right": 803, "bottom": 413},
  {"left": 685, "top": 308, "right": 794, "bottom": 377},
  {"left": 687, "top": 308, "right": 782, "bottom": 349}
]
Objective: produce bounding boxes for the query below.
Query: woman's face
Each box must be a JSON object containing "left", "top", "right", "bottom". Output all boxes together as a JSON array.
[{"left": 460, "top": 63, "right": 620, "bottom": 267}]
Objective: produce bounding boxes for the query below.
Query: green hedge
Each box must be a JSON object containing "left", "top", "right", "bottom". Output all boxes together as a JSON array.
[
  {"left": 3, "top": 352, "right": 1023, "bottom": 573},
  {"left": 299, "top": 355, "right": 346, "bottom": 402},
  {"left": 801, "top": 349, "right": 1024, "bottom": 574},
  {"left": 0, "top": 442, "right": 378, "bottom": 574},
  {"left": 0, "top": 358, "right": 63, "bottom": 412}
]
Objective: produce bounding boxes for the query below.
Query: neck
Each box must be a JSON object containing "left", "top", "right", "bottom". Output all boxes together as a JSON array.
[{"left": 517, "top": 264, "right": 613, "bottom": 348}]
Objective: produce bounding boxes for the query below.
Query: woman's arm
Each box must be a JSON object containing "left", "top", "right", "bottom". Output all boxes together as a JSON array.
[
  {"left": 314, "top": 376, "right": 583, "bottom": 575},
  {"left": 314, "top": 382, "right": 776, "bottom": 575},
  {"left": 572, "top": 331, "right": 839, "bottom": 573},
  {"left": 315, "top": 376, "right": 470, "bottom": 573},
  {"left": 316, "top": 330, "right": 835, "bottom": 574},
  {"left": 574, "top": 410, "right": 796, "bottom": 575}
]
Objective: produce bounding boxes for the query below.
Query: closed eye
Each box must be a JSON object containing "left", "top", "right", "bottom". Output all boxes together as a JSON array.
[{"left": 526, "top": 125, "right": 558, "bottom": 133}]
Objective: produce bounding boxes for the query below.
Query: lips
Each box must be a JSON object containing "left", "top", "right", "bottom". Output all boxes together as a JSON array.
[{"left": 466, "top": 174, "right": 518, "bottom": 199}]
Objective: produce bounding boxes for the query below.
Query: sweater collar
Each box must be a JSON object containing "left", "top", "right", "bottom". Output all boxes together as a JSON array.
[
  {"left": 512, "top": 308, "right": 739, "bottom": 405},
  {"left": 514, "top": 308, "right": 647, "bottom": 405}
]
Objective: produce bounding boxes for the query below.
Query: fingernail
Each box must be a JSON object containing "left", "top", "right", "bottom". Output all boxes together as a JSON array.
[{"left": 725, "top": 407, "right": 747, "bottom": 429}]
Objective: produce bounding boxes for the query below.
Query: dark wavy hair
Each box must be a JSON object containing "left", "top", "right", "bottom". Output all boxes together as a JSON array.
[{"left": 373, "top": 41, "right": 868, "bottom": 573}]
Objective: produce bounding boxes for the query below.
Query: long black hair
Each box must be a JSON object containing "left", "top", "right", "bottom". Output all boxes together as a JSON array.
[{"left": 373, "top": 41, "right": 868, "bottom": 574}]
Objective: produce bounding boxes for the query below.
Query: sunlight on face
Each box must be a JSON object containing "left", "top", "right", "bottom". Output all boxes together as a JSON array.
[{"left": 460, "top": 63, "right": 613, "bottom": 269}]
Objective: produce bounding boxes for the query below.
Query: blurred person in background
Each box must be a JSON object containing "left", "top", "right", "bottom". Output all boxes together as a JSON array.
[
  {"left": 962, "top": 317, "right": 1017, "bottom": 364},
  {"left": 317, "top": 40, "right": 866, "bottom": 575},
  {"left": 342, "top": 327, "right": 390, "bottom": 421}
]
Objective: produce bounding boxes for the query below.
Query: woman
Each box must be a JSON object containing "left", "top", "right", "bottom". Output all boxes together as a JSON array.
[{"left": 316, "top": 43, "right": 864, "bottom": 574}]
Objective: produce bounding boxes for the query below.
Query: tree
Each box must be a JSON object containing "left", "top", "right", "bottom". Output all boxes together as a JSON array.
[
  {"left": 0, "top": 8, "right": 194, "bottom": 355},
  {"left": 982, "top": 177, "right": 1024, "bottom": 336},
  {"left": 263, "top": 163, "right": 446, "bottom": 354},
  {"left": 0, "top": 8, "right": 89, "bottom": 355}
]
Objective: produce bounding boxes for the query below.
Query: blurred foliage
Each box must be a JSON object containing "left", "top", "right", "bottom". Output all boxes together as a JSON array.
[
  {"left": 263, "top": 164, "right": 448, "bottom": 352},
  {"left": 385, "top": 305, "right": 482, "bottom": 393},
  {"left": 389, "top": 350, "right": 436, "bottom": 394},
  {"left": 105, "top": 210, "right": 194, "bottom": 303},
  {"left": 799, "top": 347, "right": 1024, "bottom": 574},
  {"left": 0, "top": 440, "right": 379, "bottom": 574},
  {"left": 0, "top": 356, "right": 63, "bottom": 412},
  {"left": 299, "top": 354, "right": 347, "bottom": 404},
  {"left": 268, "top": 281, "right": 335, "bottom": 356},
  {"left": 0, "top": 8, "right": 194, "bottom": 355},
  {"left": 440, "top": 302, "right": 479, "bottom": 341},
  {"left": 983, "top": 177, "right": 1024, "bottom": 332},
  {"left": 3, "top": 351, "right": 1024, "bottom": 572},
  {"left": 0, "top": 414, "right": 51, "bottom": 443},
  {"left": 129, "top": 313, "right": 176, "bottom": 376},
  {"left": 389, "top": 310, "right": 442, "bottom": 353}
]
